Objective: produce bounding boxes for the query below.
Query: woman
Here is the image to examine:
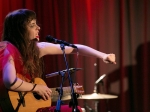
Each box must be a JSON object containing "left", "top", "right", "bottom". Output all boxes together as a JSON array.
[{"left": 0, "top": 9, "right": 116, "bottom": 112}]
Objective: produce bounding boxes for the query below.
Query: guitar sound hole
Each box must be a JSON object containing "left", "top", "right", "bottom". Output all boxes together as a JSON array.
[{"left": 33, "top": 92, "right": 42, "bottom": 100}]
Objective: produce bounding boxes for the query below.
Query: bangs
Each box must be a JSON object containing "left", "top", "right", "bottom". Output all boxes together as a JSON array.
[{"left": 22, "top": 9, "right": 36, "bottom": 23}]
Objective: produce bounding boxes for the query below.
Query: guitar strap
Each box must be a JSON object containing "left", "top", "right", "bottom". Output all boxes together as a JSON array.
[
  {"left": 14, "top": 77, "right": 34, "bottom": 112},
  {"left": 14, "top": 77, "right": 33, "bottom": 112},
  {"left": 14, "top": 92, "right": 27, "bottom": 112}
]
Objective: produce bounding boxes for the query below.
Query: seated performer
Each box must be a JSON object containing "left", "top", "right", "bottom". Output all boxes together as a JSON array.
[{"left": 0, "top": 9, "right": 116, "bottom": 112}]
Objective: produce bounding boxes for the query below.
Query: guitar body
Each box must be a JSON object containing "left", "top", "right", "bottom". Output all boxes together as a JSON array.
[
  {"left": 0, "top": 74, "right": 84, "bottom": 112},
  {"left": 8, "top": 78, "right": 51, "bottom": 112}
]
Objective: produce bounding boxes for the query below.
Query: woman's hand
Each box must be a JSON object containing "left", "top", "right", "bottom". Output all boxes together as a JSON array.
[
  {"left": 33, "top": 84, "right": 52, "bottom": 101},
  {"left": 103, "top": 53, "right": 116, "bottom": 64}
]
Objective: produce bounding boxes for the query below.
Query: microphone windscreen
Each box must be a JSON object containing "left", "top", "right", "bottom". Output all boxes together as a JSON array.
[{"left": 46, "top": 35, "right": 54, "bottom": 42}]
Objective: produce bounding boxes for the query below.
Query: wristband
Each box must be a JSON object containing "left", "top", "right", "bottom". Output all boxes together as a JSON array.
[
  {"left": 14, "top": 80, "right": 23, "bottom": 90},
  {"left": 31, "top": 84, "right": 37, "bottom": 91}
]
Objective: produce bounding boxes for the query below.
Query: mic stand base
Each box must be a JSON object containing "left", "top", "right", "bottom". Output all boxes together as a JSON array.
[
  {"left": 69, "top": 93, "right": 80, "bottom": 112},
  {"left": 54, "top": 100, "right": 61, "bottom": 112}
]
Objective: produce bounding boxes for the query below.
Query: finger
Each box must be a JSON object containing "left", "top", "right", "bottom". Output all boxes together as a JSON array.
[
  {"left": 43, "top": 92, "right": 50, "bottom": 100},
  {"left": 46, "top": 92, "right": 51, "bottom": 99},
  {"left": 49, "top": 88, "right": 52, "bottom": 93},
  {"left": 42, "top": 94, "right": 47, "bottom": 100},
  {"left": 46, "top": 89, "right": 52, "bottom": 96},
  {"left": 107, "top": 60, "right": 116, "bottom": 64},
  {"left": 46, "top": 91, "right": 51, "bottom": 97},
  {"left": 111, "top": 61, "right": 116, "bottom": 64}
]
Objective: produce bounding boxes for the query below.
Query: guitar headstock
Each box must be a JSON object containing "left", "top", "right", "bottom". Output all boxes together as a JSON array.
[{"left": 73, "top": 83, "right": 84, "bottom": 95}]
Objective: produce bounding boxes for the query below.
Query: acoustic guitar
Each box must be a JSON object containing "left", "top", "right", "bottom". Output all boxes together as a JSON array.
[{"left": 0, "top": 77, "right": 84, "bottom": 112}]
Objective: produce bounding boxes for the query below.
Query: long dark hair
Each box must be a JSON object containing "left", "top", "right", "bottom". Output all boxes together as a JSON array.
[{"left": 2, "top": 9, "right": 43, "bottom": 78}]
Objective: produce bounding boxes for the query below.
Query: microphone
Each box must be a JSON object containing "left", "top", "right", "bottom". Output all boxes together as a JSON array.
[
  {"left": 95, "top": 74, "right": 106, "bottom": 84},
  {"left": 46, "top": 68, "right": 82, "bottom": 78},
  {"left": 93, "top": 74, "right": 106, "bottom": 93},
  {"left": 46, "top": 35, "right": 77, "bottom": 48}
]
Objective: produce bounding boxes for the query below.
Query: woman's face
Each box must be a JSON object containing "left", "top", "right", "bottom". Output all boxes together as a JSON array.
[{"left": 27, "top": 19, "right": 40, "bottom": 41}]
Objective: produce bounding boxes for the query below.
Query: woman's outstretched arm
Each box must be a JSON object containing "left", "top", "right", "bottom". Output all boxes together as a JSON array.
[{"left": 38, "top": 42, "right": 116, "bottom": 64}]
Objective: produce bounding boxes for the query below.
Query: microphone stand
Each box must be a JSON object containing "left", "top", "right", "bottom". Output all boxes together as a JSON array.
[
  {"left": 58, "top": 44, "right": 79, "bottom": 112},
  {"left": 93, "top": 84, "right": 99, "bottom": 112},
  {"left": 55, "top": 71, "right": 65, "bottom": 112}
]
